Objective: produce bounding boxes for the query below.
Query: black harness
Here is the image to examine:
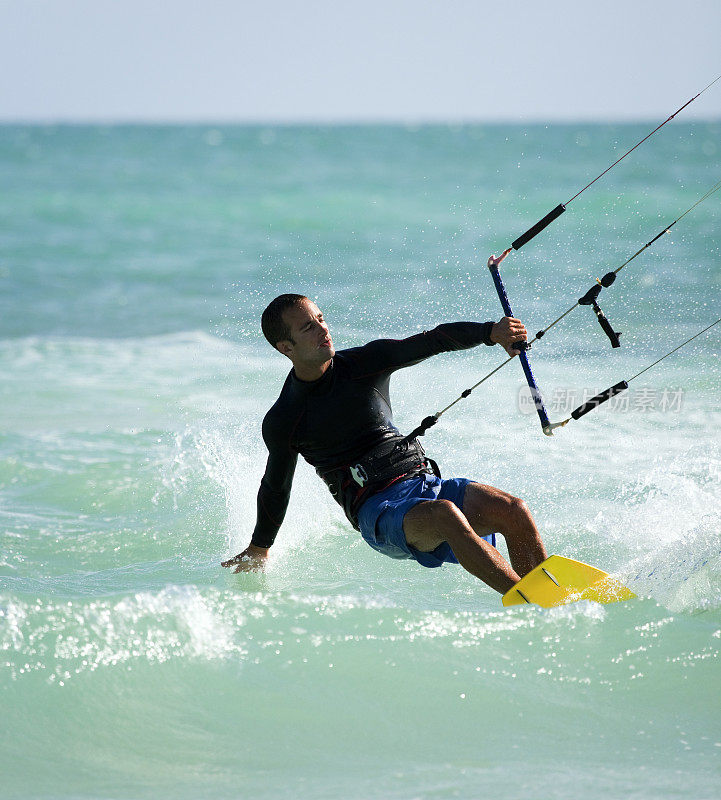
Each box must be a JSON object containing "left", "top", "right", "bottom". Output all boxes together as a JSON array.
[{"left": 317, "top": 437, "right": 440, "bottom": 530}]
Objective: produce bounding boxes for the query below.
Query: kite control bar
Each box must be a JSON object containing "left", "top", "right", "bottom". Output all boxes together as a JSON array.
[{"left": 487, "top": 256, "right": 558, "bottom": 435}]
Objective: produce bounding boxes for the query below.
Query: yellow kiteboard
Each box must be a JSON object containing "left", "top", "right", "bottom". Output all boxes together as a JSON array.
[{"left": 502, "top": 555, "right": 636, "bottom": 608}]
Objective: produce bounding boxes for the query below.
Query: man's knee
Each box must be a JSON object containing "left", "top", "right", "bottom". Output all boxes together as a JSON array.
[
  {"left": 463, "top": 483, "right": 531, "bottom": 529},
  {"left": 422, "top": 498, "right": 462, "bottom": 523},
  {"left": 508, "top": 494, "right": 530, "bottom": 520},
  {"left": 404, "top": 498, "right": 465, "bottom": 552},
  {"left": 405, "top": 498, "right": 463, "bottom": 532}
]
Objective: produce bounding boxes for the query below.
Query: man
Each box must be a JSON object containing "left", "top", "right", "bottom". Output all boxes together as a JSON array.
[{"left": 222, "top": 253, "right": 548, "bottom": 596}]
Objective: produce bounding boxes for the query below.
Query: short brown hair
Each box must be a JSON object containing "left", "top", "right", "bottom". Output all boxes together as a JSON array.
[{"left": 261, "top": 294, "right": 308, "bottom": 348}]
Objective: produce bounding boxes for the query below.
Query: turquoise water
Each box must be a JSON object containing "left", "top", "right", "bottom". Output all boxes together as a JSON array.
[{"left": 1, "top": 123, "right": 720, "bottom": 799}]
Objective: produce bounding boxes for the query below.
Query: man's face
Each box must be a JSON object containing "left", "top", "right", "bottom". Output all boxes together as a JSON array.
[{"left": 277, "top": 299, "right": 335, "bottom": 366}]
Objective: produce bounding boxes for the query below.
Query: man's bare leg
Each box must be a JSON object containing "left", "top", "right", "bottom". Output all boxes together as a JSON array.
[
  {"left": 403, "top": 499, "right": 521, "bottom": 594},
  {"left": 402, "top": 484, "right": 547, "bottom": 594},
  {"left": 461, "top": 483, "right": 547, "bottom": 577}
]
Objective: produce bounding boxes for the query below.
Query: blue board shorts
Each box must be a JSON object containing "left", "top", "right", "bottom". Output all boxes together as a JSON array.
[{"left": 356, "top": 473, "right": 496, "bottom": 568}]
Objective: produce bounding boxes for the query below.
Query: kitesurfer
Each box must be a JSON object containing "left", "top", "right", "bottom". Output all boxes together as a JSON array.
[{"left": 222, "top": 254, "right": 548, "bottom": 594}]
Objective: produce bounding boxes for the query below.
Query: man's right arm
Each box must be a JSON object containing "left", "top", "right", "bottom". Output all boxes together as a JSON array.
[
  {"left": 221, "top": 413, "right": 298, "bottom": 572},
  {"left": 249, "top": 449, "right": 298, "bottom": 548}
]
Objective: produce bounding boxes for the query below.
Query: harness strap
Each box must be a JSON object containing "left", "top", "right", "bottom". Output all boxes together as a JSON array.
[{"left": 317, "top": 438, "right": 440, "bottom": 529}]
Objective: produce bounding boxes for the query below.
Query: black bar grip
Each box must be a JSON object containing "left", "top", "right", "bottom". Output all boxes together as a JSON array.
[
  {"left": 593, "top": 304, "right": 621, "bottom": 348},
  {"left": 512, "top": 203, "right": 566, "bottom": 250},
  {"left": 571, "top": 381, "right": 629, "bottom": 420}
]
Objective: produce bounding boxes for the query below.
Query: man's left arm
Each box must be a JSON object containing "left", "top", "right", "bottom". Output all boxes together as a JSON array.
[{"left": 345, "top": 317, "right": 527, "bottom": 375}]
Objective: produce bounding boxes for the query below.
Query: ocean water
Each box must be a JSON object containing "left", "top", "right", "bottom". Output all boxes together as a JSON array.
[{"left": 1, "top": 122, "right": 720, "bottom": 799}]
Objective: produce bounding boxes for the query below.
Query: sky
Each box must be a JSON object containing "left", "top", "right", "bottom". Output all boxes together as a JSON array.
[{"left": 1, "top": 0, "right": 720, "bottom": 122}]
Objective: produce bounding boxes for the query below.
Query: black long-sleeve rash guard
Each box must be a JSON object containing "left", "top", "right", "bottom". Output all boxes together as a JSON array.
[{"left": 250, "top": 321, "right": 496, "bottom": 548}]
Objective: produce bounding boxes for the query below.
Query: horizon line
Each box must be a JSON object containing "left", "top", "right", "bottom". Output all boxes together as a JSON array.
[{"left": 1, "top": 115, "right": 719, "bottom": 127}]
